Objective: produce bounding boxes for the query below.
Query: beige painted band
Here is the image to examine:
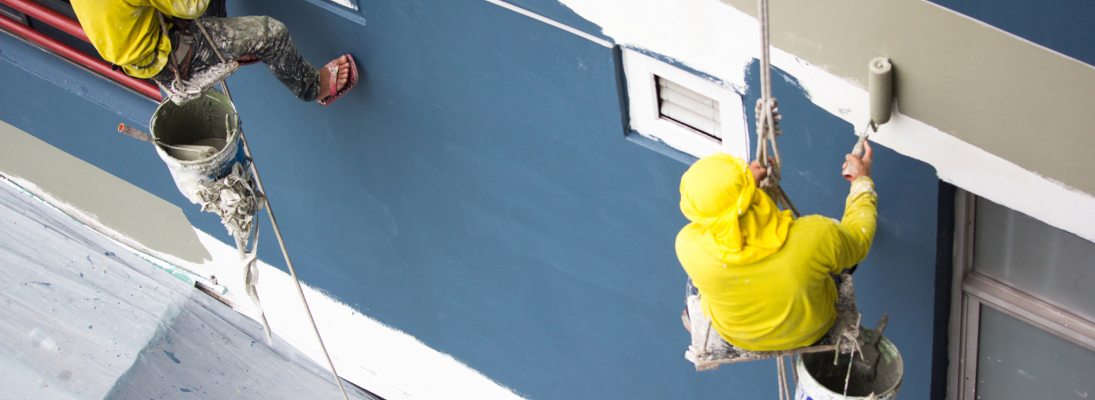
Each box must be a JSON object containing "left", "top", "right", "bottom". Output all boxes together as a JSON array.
[{"left": 722, "top": 0, "right": 1095, "bottom": 195}]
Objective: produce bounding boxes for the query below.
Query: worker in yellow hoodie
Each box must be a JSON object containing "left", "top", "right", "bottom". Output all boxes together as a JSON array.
[
  {"left": 677, "top": 141, "right": 876, "bottom": 351},
  {"left": 69, "top": 0, "right": 356, "bottom": 105}
]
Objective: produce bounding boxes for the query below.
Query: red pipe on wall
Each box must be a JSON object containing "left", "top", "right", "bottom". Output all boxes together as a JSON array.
[
  {"left": 0, "top": 0, "right": 88, "bottom": 42},
  {"left": 0, "top": 14, "right": 162, "bottom": 100}
]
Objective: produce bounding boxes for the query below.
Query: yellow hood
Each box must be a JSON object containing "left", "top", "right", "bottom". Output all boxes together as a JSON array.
[{"left": 679, "top": 153, "right": 792, "bottom": 264}]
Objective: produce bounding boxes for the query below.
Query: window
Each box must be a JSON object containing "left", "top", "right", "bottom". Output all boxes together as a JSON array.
[
  {"left": 621, "top": 48, "right": 749, "bottom": 161},
  {"left": 949, "top": 191, "right": 1095, "bottom": 400},
  {"left": 326, "top": 0, "right": 358, "bottom": 11},
  {"left": 300, "top": 0, "right": 366, "bottom": 26}
]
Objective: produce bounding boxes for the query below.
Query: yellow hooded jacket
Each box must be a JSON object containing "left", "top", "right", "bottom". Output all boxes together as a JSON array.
[
  {"left": 70, "top": 0, "right": 210, "bottom": 79},
  {"left": 676, "top": 154, "right": 877, "bottom": 351}
]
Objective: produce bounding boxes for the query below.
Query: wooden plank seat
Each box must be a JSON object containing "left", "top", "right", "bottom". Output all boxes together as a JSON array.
[{"left": 684, "top": 274, "right": 860, "bottom": 371}]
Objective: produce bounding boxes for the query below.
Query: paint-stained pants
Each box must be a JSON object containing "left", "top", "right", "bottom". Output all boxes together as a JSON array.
[{"left": 152, "top": 16, "right": 322, "bottom": 102}]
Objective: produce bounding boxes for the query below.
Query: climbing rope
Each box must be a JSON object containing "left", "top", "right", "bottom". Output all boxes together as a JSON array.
[
  {"left": 754, "top": 0, "right": 800, "bottom": 218},
  {"left": 155, "top": 12, "right": 238, "bottom": 105},
  {"left": 182, "top": 17, "right": 352, "bottom": 400},
  {"left": 776, "top": 356, "right": 791, "bottom": 400},
  {"left": 757, "top": 0, "right": 800, "bottom": 395}
]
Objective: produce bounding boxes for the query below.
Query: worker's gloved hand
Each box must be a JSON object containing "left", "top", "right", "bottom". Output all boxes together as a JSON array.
[
  {"left": 843, "top": 140, "right": 873, "bottom": 181},
  {"left": 749, "top": 158, "right": 774, "bottom": 186}
]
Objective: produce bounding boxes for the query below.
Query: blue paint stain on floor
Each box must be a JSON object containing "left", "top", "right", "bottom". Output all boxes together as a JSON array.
[{"left": 163, "top": 350, "right": 181, "bottom": 364}]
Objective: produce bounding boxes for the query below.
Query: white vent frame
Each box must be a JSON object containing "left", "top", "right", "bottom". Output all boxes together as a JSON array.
[{"left": 622, "top": 48, "right": 749, "bottom": 161}]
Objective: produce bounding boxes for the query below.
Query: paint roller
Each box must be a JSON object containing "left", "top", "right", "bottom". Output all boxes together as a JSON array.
[{"left": 843, "top": 57, "right": 893, "bottom": 180}]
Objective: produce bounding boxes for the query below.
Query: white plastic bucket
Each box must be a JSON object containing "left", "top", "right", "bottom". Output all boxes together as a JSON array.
[
  {"left": 795, "top": 328, "right": 903, "bottom": 400},
  {"left": 149, "top": 88, "right": 248, "bottom": 204}
]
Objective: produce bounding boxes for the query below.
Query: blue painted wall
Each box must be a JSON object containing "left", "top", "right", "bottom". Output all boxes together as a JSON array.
[{"left": 1, "top": 1, "right": 942, "bottom": 399}]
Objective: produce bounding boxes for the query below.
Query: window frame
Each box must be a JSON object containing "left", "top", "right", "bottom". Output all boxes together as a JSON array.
[
  {"left": 620, "top": 48, "right": 750, "bottom": 161},
  {"left": 324, "top": 0, "right": 359, "bottom": 11},
  {"left": 300, "top": 0, "right": 367, "bottom": 26},
  {"left": 948, "top": 189, "right": 1095, "bottom": 400}
]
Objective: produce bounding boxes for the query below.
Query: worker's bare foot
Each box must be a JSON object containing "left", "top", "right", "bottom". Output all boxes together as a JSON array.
[
  {"left": 236, "top": 54, "right": 259, "bottom": 65},
  {"left": 317, "top": 55, "right": 351, "bottom": 104}
]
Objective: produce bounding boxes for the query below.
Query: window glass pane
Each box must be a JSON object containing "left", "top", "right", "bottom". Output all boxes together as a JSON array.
[
  {"left": 973, "top": 197, "right": 1095, "bottom": 320},
  {"left": 976, "top": 306, "right": 1095, "bottom": 399},
  {"left": 328, "top": 0, "right": 358, "bottom": 10}
]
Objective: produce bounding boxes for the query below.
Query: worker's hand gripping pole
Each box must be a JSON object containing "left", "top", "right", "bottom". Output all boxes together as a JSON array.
[{"left": 844, "top": 57, "right": 892, "bottom": 180}]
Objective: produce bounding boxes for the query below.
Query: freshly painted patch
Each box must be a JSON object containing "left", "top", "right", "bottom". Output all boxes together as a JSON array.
[{"left": 0, "top": 120, "right": 210, "bottom": 263}]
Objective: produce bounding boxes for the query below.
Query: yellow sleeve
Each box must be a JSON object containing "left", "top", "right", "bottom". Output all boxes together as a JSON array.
[
  {"left": 828, "top": 177, "right": 878, "bottom": 273},
  {"left": 71, "top": 0, "right": 171, "bottom": 78},
  {"left": 149, "top": 0, "right": 211, "bottom": 19}
]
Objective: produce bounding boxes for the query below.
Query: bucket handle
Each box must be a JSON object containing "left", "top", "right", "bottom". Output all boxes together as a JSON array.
[
  {"left": 118, "top": 123, "right": 217, "bottom": 154},
  {"left": 225, "top": 113, "right": 241, "bottom": 140}
]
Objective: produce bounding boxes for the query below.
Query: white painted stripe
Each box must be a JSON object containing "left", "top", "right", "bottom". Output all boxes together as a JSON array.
[
  {"left": 191, "top": 229, "right": 528, "bottom": 400},
  {"left": 482, "top": 0, "right": 613, "bottom": 48}
]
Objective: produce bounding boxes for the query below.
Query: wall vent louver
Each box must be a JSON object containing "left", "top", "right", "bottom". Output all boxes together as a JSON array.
[
  {"left": 656, "top": 76, "right": 721, "bottom": 140},
  {"left": 621, "top": 49, "right": 747, "bottom": 160}
]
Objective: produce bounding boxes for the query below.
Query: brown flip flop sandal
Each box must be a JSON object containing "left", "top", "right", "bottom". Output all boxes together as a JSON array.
[{"left": 318, "top": 54, "right": 358, "bottom": 107}]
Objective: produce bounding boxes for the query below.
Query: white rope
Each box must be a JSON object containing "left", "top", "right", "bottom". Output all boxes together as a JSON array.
[
  {"left": 754, "top": 0, "right": 799, "bottom": 217},
  {"left": 192, "top": 18, "right": 352, "bottom": 400},
  {"left": 776, "top": 356, "right": 790, "bottom": 400}
]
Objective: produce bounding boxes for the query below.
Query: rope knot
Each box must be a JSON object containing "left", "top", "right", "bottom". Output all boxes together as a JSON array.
[{"left": 754, "top": 98, "right": 782, "bottom": 137}]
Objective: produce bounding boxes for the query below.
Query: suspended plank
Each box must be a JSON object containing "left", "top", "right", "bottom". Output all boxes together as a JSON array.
[{"left": 684, "top": 274, "right": 861, "bottom": 371}]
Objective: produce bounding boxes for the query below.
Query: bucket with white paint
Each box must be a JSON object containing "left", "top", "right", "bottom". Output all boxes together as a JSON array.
[
  {"left": 150, "top": 88, "right": 248, "bottom": 205},
  {"left": 795, "top": 327, "right": 903, "bottom": 400}
]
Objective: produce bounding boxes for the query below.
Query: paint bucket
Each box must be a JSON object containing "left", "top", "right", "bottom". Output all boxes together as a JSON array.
[
  {"left": 149, "top": 88, "right": 248, "bottom": 204},
  {"left": 795, "top": 327, "right": 903, "bottom": 400}
]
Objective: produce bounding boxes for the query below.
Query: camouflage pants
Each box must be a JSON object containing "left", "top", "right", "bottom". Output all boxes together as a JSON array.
[{"left": 152, "top": 15, "right": 321, "bottom": 102}]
